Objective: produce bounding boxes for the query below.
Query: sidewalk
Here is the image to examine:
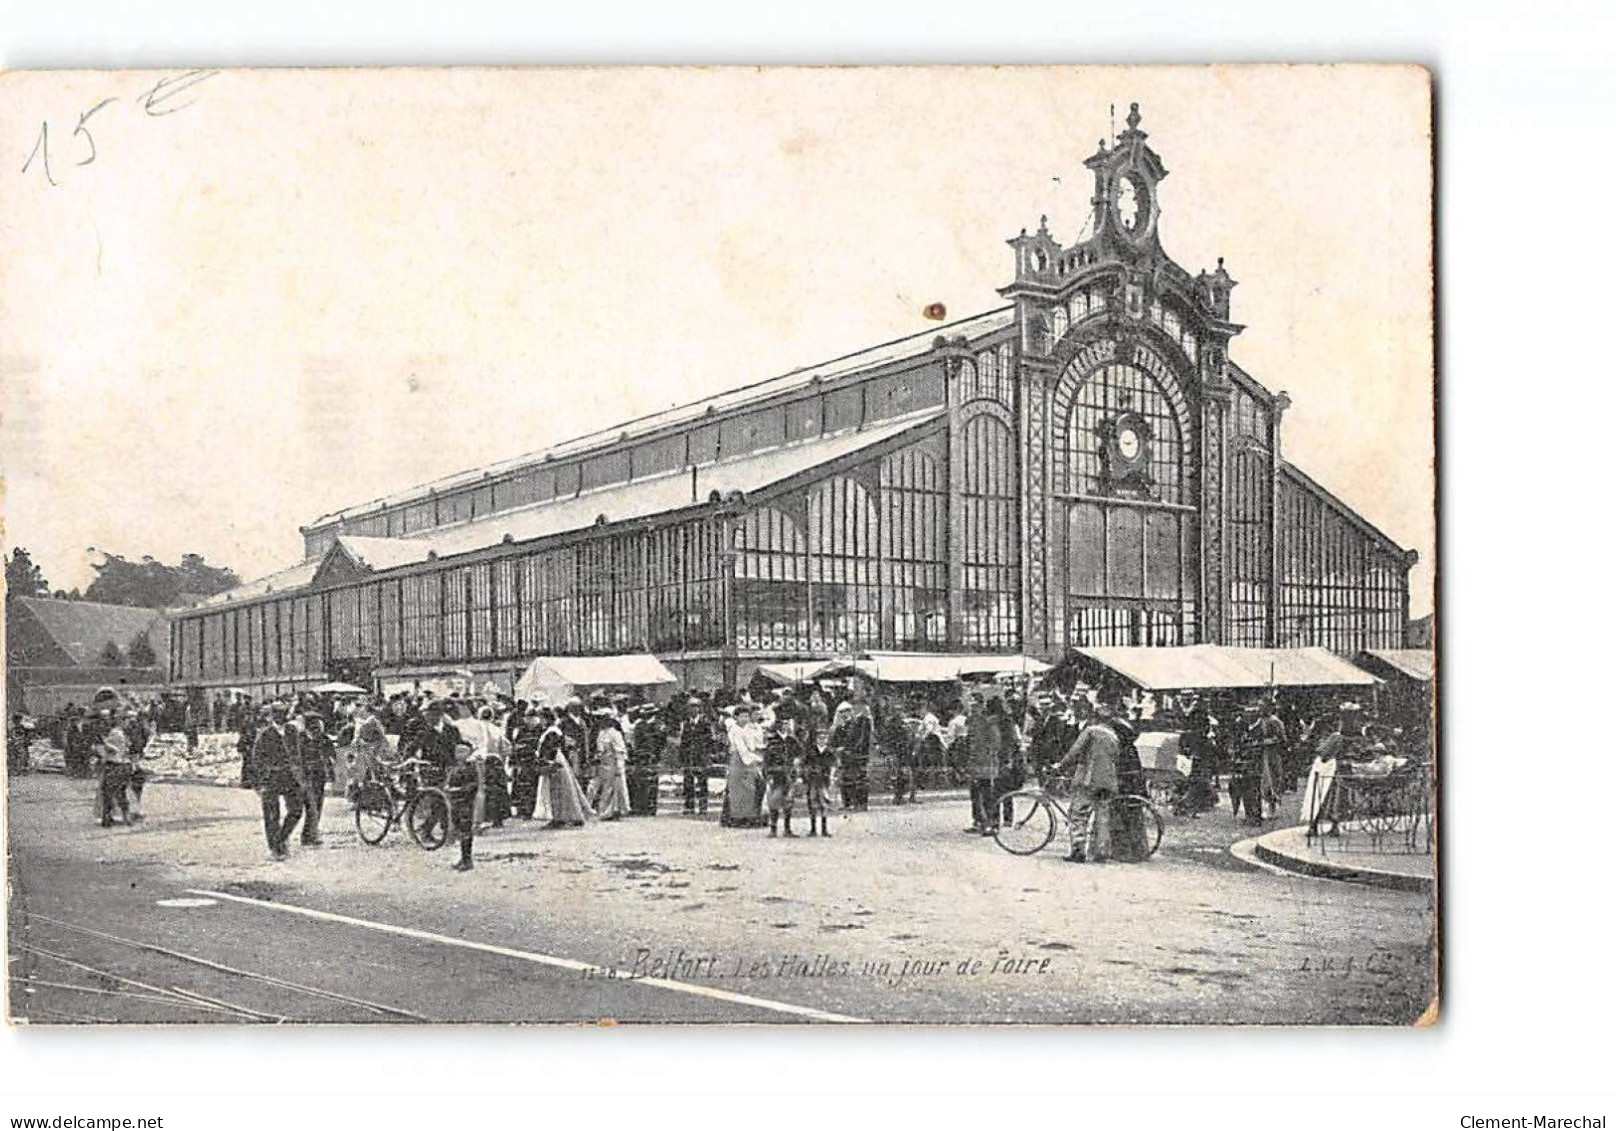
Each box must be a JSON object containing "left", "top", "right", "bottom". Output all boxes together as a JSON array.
[{"left": 1235, "top": 823, "right": 1434, "bottom": 893}]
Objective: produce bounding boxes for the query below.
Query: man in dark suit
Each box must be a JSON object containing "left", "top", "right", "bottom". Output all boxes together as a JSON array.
[
  {"left": 297, "top": 714, "right": 336, "bottom": 846},
  {"left": 676, "top": 698, "right": 714, "bottom": 815},
  {"left": 252, "top": 703, "right": 305, "bottom": 860},
  {"left": 417, "top": 700, "right": 461, "bottom": 785},
  {"left": 627, "top": 704, "right": 666, "bottom": 816}
]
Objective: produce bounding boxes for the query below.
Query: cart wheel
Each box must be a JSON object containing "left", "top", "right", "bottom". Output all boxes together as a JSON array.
[
  {"left": 406, "top": 789, "right": 451, "bottom": 851},
  {"left": 993, "top": 791, "right": 1057, "bottom": 856},
  {"left": 354, "top": 780, "right": 394, "bottom": 845}
]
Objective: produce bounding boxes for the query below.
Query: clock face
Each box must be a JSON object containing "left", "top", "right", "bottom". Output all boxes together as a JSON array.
[
  {"left": 1116, "top": 174, "right": 1141, "bottom": 232},
  {"left": 1117, "top": 427, "right": 1142, "bottom": 461}
]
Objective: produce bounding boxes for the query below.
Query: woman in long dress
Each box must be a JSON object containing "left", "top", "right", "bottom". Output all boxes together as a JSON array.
[
  {"left": 587, "top": 712, "right": 632, "bottom": 820},
  {"left": 721, "top": 703, "right": 766, "bottom": 827},
  {"left": 541, "top": 710, "right": 594, "bottom": 827}
]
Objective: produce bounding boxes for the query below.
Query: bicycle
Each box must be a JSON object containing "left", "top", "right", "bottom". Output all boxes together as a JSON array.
[
  {"left": 351, "top": 755, "right": 454, "bottom": 850},
  {"left": 991, "top": 779, "right": 1164, "bottom": 860}
]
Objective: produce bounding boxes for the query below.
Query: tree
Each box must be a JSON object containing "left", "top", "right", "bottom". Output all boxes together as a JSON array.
[
  {"left": 83, "top": 551, "right": 242, "bottom": 608},
  {"left": 5, "top": 548, "right": 50, "bottom": 598},
  {"left": 100, "top": 640, "right": 125, "bottom": 667},
  {"left": 127, "top": 634, "right": 157, "bottom": 667}
]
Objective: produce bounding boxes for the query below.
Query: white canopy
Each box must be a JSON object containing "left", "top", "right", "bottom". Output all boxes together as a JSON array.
[
  {"left": 754, "top": 659, "right": 858, "bottom": 685},
  {"left": 1357, "top": 649, "right": 1435, "bottom": 683},
  {"left": 1074, "top": 645, "right": 1377, "bottom": 692},
  {"left": 514, "top": 654, "right": 679, "bottom": 704},
  {"left": 853, "top": 652, "right": 1052, "bottom": 683}
]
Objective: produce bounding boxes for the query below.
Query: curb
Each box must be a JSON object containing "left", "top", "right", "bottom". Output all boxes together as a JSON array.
[{"left": 1243, "top": 833, "right": 1432, "bottom": 893}]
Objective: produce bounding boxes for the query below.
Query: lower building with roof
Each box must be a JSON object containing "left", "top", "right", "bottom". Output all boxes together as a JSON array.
[
  {"left": 167, "top": 105, "right": 1418, "bottom": 697},
  {"left": 6, "top": 596, "right": 169, "bottom": 715}
]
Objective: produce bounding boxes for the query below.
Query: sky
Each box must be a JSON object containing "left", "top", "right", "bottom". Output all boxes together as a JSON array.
[{"left": 0, "top": 64, "right": 1433, "bottom": 613}]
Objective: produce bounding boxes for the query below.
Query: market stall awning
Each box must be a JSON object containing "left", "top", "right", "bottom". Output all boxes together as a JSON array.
[
  {"left": 1073, "top": 645, "right": 1377, "bottom": 691},
  {"left": 1356, "top": 649, "right": 1435, "bottom": 683},
  {"left": 853, "top": 652, "right": 1052, "bottom": 683},
  {"left": 514, "top": 654, "right": 678, "bottom": 702},
  {"left": 755, "top": 659, "right": 858, "bottom": 685}
]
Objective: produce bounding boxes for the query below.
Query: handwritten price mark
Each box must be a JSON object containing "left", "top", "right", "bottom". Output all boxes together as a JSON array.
[{"left": 19, "top": 70, "right": 219, "bottom": 189}]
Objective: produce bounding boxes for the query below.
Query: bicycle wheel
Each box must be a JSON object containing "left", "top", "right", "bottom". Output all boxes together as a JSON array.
[
  {"left": 992, "top": 791, "right": 1057, "bottom": 856},
  {"left": 1112, "top": 794, "right": 1164, "bottom": 860},
  {"left": 405, "top": 789, "right": 451, "bottom": 851},
  {"left": 354, "top": 780, "right": 395, "bottom": 845}
]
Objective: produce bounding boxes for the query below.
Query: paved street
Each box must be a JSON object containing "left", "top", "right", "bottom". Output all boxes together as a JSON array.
[{"left": 7, "top": 774, "right": 1435, "bottom": 1025}]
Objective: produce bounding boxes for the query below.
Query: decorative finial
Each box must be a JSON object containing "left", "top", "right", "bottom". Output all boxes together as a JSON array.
[
  {"left": 1038, "top": 213, "right": 1049, "bottom": 232},
  {"left": 1217, "top": 256, "right": 1224, "bottom": 270},
  {"left": 1126, "top": 102, "right": 1141, "bottom": 132}
]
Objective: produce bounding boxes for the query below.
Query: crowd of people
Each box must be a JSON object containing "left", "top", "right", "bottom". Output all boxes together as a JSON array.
[{"left": 17, "top": 669, "right": 1427, "bottom": 871}]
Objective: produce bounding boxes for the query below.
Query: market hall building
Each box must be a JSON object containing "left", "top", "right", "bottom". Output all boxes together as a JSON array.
[{"left": 168, "top": 106, "right": 1417, "bottom": 697}]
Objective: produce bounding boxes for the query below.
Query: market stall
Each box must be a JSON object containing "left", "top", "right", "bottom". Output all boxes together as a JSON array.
[
  {"left": 1352, "top": 649, "right": 1434, "bottom": 736},
  {"left": 852, "top": 652, "right": 1051, "bottom": 684},
  {"left": 513, "top": 653, "right": 679, "bottom": 705},
  {"left": 1069, "top": 644, "right": 1378, "bottom": 694},
  {"left": 753, "top": 659, "right": 858, "bottom": 686}
]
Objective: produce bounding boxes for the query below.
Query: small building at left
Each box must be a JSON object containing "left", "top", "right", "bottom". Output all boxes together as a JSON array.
[{"left": 4, "top": 596, "right": 169, "bottom": 716}]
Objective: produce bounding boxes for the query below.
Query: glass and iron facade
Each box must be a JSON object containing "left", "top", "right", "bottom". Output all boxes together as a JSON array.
[{"left": 170, "top": 108, "right": 1416, "bottom": 693}]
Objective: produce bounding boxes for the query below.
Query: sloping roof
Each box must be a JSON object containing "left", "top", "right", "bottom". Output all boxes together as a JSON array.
[
  {"left": 10, "top": 597, "right": 161, "bottom": 666},
  {"left": 334, "top": 535, "right": 436, "bottom": 572},
  {"left": 397, "top": 410, "right": 944, "bottom": 562},
  {"left": 1074, "top": 645, "right": 1378, "bottom": 691},
  {"left": 1278, "top": 459, "right": 1410, "bottom": 557},
  {"left": 195, "top": 558, "right": 321, "bottom": 608},
  {"left": 186, "top": 411, "right": 944, "bottom": 613},
  {"left": 1358, "top": 649, "right": 1435, "bottom": 682},
  {"left": 309, "top": 307, "right": 1014, "bottom": 527}
]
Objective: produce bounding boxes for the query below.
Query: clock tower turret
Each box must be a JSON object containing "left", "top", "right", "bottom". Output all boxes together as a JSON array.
[{"left": 1083, "top": 102, "right": 1170, "bottom": 263}]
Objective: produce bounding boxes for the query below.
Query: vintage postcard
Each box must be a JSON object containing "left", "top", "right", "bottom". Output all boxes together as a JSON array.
[{"left": 2, "top": 64, "right": 1436, "bottom": 1025}]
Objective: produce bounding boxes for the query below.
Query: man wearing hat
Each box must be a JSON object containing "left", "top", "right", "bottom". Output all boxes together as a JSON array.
[
  {"left": 1056, "top": 698, "right": 1121, "bottom": 862},
  {"left": 627, "top": 704, "right": 666, "bottom": 816},
  {"left": 417, "top": 699, "right": 461, "bottom": 786},
  {"left": 1174, "top": 690, "right": 1217, "bottom": 817},
  {"left": 560, "top": 698, "right": 591, "bottom": 782},
  {"left": 1229, "top": 699, "right": 1266, "bottom": 826},
  {"left": 252, "top": 702, "right": 306, "bottom": 860},
  {"left": 676, "top": 697, "right": 715, "bottom": 816},
  {"left": 1252, "top": 696, "right": 1289, "bottom": 818}
]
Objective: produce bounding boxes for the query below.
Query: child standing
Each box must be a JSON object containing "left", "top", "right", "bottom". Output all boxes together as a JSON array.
[
  {"left": 801, "top": 728, "right": 837, "bottom": 838},
  {"left": 763, "top": 722, "right": 801, "bottom": 838},
  {"left": 446, "top": 740, "right": 480, "bottom": 872}
]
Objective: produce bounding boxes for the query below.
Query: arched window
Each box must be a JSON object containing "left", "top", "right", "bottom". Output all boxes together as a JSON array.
[
  {"left": 1050, "top": 306, "right": 1069, "bottom": 345},
  {"left": 1066, "top": 361, "right": 1185, "bottom": 505},
  {"left": 734, "top": 506, "right": 808, "bottom": 652},
  {"left": 958, "top": 358, "right": 979, "bottom": 403},
  {"left": 970, "top": 349, "right": 996, "bottom": 403},
  {"left": 960, "top": 414, "right": 1020, "bottom": 648},
  {"left": 881, "top": 447, "right": 947, "bottom": 649},
  {"left": 808, "top": 477, "right": 880, "bottom": 651}
]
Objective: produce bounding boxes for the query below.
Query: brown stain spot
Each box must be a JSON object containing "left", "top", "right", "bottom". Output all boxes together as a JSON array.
[
  {"left": 778, "top": 127, "right": 821, "bottom": 156},
  {"left": 923, "top": 302, "right": 947, "bottom": 321}
]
